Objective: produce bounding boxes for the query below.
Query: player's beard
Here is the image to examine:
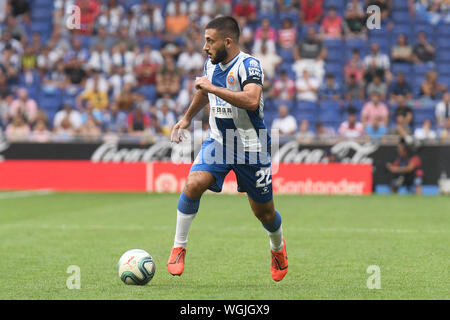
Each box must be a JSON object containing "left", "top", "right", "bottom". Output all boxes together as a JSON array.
[{"left": 209, "top": 44, "right": 228, "bottom": 65}]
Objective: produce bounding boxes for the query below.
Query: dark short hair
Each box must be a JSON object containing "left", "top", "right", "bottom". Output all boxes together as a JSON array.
[
  {"left": 205, "top": 16, "right": 240, "bottom": 42},
  {"left": 347, "top": 105, "right": 357, "bottom": 115}
]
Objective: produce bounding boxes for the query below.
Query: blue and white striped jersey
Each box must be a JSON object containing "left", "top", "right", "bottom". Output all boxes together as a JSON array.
[{"left": 203, "top": 51, "right": 270, "bottom": 153}]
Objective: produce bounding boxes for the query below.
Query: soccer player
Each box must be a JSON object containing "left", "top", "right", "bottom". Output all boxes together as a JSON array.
[{"left": 167, "top": 16, "right": 288, "bottom": 282}]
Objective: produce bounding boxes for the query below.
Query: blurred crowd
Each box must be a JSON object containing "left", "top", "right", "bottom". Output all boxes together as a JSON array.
[{"left": 0, "top": 0, "right": 449, "bottom": 145}]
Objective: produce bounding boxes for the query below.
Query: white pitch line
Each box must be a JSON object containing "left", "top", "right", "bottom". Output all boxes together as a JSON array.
[{"left": 0, "top": 189, "right": 53, "bottom": 200}]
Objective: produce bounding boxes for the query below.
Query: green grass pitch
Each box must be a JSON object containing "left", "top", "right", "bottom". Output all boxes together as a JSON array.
[{"left": 0, "top": 192, "right": 448, "bottom": 299}]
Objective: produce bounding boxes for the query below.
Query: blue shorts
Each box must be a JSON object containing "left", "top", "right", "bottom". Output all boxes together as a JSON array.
[{"left": 190, "top": 138, "right": 273, "bottom": 203}]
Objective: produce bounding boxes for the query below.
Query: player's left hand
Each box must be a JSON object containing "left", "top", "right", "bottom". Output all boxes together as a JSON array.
[{"left": 195, "top": 76, "right": 215, "bottom": 93}]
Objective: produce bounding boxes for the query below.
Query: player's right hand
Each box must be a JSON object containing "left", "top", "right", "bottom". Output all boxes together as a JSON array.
[{"left": 170, "top": 118, "right": 191, "bottom": 143}]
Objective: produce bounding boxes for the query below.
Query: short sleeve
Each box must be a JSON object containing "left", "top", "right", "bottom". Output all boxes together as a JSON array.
[{"left": 238, "top": 57, "right": 263, "bottom": 88}]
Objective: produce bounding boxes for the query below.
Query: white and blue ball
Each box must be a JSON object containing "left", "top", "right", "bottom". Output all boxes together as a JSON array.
[{"left": 118, "top": 249, "right": 155, "bottom": 285}]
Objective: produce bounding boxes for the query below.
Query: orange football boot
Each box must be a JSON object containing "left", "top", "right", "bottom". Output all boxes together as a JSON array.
[
  {"left": 167, "top": 247, "right": 186, "bottom": 276},
  {"left": 270, "top": 238, "right": 288, "bottom": 281}
]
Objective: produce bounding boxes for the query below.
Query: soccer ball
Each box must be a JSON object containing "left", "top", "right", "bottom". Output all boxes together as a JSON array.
[{"left": 117, "top": 249, "right": 155, "bottom": 285}]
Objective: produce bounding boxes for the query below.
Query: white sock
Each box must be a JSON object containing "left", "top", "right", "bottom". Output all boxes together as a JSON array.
[
  {"left": 267, "top": 225, "right": 283, "bottom": 252},
  {"left": 173, "top": 210, "right": 196, "bottom": 248}
]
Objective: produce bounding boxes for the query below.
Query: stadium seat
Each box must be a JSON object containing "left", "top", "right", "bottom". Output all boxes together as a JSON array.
[
  {"left": 135, "top": 85, "right": 157, "bottom": 103},
  {"left": 391, "top": 63, "right": 413, "bottom": 75},
  {"left": 296, "top": 100, "right": 317, "bottom": 111},
  {"left": 293, "top": 108, "right": 317, "bottom": 123},
  {"left": 413, "top": 64, "right": 436, "bottom": 77},
  {"left": 38, "top": 90, "right": 63, "bottom": 116},
  {"left": 278, "top": 47, "right": 294, "bottom": 63},
  {"left": 436, "top": 50, "right": 450, "bottom": 62},
  {"left": 436, "top": 36, "right": 450, "bottom": 49},
  {"left": 392, "top": 12, "right": 411, "bottom": 24},
  {"left": 273, "top": 99, "right": 294, "bottom": 111}
]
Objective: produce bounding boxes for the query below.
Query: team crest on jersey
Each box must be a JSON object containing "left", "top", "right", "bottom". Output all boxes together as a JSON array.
[{"left": 227, "top": 72, "right": 236, "bottom": 85}]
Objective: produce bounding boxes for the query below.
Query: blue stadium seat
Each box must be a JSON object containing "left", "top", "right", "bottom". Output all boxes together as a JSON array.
[
  {"left": 273, "top": 99, "right": 295, "bottom": 111},
  {"left": 277, "top": 62, "right": 296, "bottom": 79},
  {"left": 392, "top": 63, "right": 413, "bottom": 75},
  {"left": 38, "top": 90, "right": 63, "bottom": 114},
  {"left": 326, "top": 48, "right": 344, "bottom": 63},
  {"left": 140, "top": 37, "right": 162, "bottom": 50},
  {"left": 413, "top": 64, "right": 436, "bottom": 77},
  {"left": 135, "top": 85, "right": 157, "bottom": 103},
  {"left": 296, "top": 100, "right": 317, "bottom": 111},
  {"left": 278, "top": 47, "right": 294, "bottom": 63},
  {"left": 436, "top": 36, "right": 450, "bottom": 48},
  {"left": 293, "top": 108, "right": 317, "bottom": 123},
  {"left": 436, "top": 50, "right": 450, "bottom": 62},
  {"left": 392, "top": 12, "right": 411, "bottom": 24},
  {"left": 414, "top": 106, "right": 436, "bottom": 127}
]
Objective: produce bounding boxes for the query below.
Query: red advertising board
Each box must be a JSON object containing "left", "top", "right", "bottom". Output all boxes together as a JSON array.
[{"left": 0, "top": 161, "right": 372, "bottom": 195}]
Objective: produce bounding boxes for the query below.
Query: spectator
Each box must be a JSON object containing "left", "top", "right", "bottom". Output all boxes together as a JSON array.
[
  {"left": 296, "top": 69, "right": 320, "bottom": 102},
  {"left": 253, "top": 18, "right": 277, "bottom": 55},
  {"left": 361, "top": 92, "right": 389, "bottom": 127},
  {"left": 277, "top": 18, "right": 297, "bottom": 50},
  {"left": 386, "top": 140, "right": 423, "bottom": 195},
  {"left": 90, "top": 26, "right": 115, "bottom": 52},
  {"left": 76, "top": 78, "right": 109, "bottom": 110},
  {"left": 109, "top": 66, "right": 137, "bottom": 99},
  {"left": 5, "top": 113, "right": 30, "bottom": 141},
  {"left": 156, "top": 102, "right": 177, "bottom": 135},
  {"left": 53, "top": 103, "right": 83, "bottom": 131},
  {"left": 300, "top": 0, "right": 323, "bottom": 24},
  {"left": 393, "top": 94, "right": 414, "bottom": 131},
  {"left": 315, "top": 121, "right": 336, "bottom": 140},
  {"left": 319, "top": 73, "right": 342, "bottom": 101},
  {"left": 103, "top": 102, "right": 128, "bottom": 134},
  {"left": 344, "top": 48, "right": 364, "bottom": 83},
  {"left": 156, "top": 56, "right": 181, "bottom": 98},
  {"left": 435, "top": 92, "right": 450, "bottom": 128},
  {"left": 278, "top": 0, "right": 300, "bottom": 13},
  {"left": 64, "top": 58, "right": 88, "bottom": 86},
  {"left": 367, "top": 74, "right": 388, "bottom": 101},
  {"left": 253, "top": 41, "right": 282, "bottom": 81},
  {"left": 232, "top": 0, "right": 257, "bottom": 23},
  {"left": 9, "top": 87, "right": 38, "bottom": 123},
  {"left": 344, "top": 0, "right": 367, "bottom": 39},
  {"left": 365, "top": 116, "right": 387, "bottom": 141},
  {"left": 30, "top": 119, "right": 51, "bottom": 143},
  {"left": 391, "top": 34, "right": 413, "bottom": 63},
  {"left": 80, "top": 100, "right": 104, "bottom": 127},
  {"left": 319, "top": 6, "right": 344, "bottom": 39},
  {"left": 438, "top": 117, "right": 450, "bottom": 140},
  {"left": 271, "top": 105, "right": 298, "bottom": 136},
  {"left": 177, "top": 43, "right": 204, "bottom": 73},
  {"left": 135, "top": 44, "right": 164, "bottom": 67},
  {"left": 338, "top": 106, "right": 364, "bottom": 138},
  {"left": 293, "top": 26, "right": 326, "bottom": 81},
  {"left": 76, "top": 0, "right": 101, "bottom": 34},
  {"left": 414, "top": 119, "right": 437, "bottom": 141},
  {"left": 296, "top": 119, "right": 315, "bottom": 144},
  {"left": 389, "top": 112, "right": 412, "bottom": 139},
  {"left": 87, "top": 43, "right": 111, "bottom": 74},
  {"left": 166, "top": 0, "right": 188, "bottom": 16},
  {"left": 0, "top": 72, "right": 13, "bottom": 124},
  {"left": 127, "top": 106, "right": 152, "bottom": 135},
  {"left": 271, "top": 70, "right": 296, "bottom": 101},
  {"left": 388, "top": 72, "right": 413, "bottom": 103},
  {"left": 344, "top": 74, "right": 365, "bottom": 102},
  {"left": 53, "top": 116, "right": 76, "bottom": 141},
  {"left": 165, "top": 0, "right": 190, "bottom": 35},
  {"left": 363, "top": 42, "right": 392, "bottom": 83},
  {"left": 111, "top": 42, "right": 136, "bottom": 74},
  {"left": 135, "top": 56, "right": 158, "bottom": 86},
  {"left": 411, "top": 31, "right": 435, "bottom": 64},
  {"left": 79, "top": 115, "right": 102, "bottom": 139},
  {"left": 116, "top": 83, "right": 141, "bottom": 111},
  {"left": 419, "top": 70, "right": 447, "bottom": 102}
]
